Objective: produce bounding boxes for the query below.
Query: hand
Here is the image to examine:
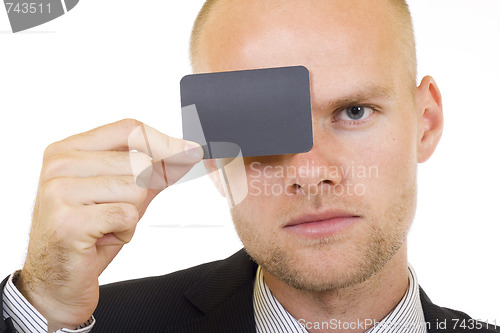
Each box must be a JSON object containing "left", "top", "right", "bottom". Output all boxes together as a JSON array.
[{"left": 15, "top": 119, "right": 203, "bottom": 331}]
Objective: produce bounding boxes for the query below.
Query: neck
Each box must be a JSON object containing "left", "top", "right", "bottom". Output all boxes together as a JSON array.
[{"left": 262, "top": 245, "right": 409, "bottom": 333}]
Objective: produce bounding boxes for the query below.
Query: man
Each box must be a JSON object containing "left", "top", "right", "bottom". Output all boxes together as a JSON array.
[{"left": 1, "top": 0, "right": 498, "bottom": 332}]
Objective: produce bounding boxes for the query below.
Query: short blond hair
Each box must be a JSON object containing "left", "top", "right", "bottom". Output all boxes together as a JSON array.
[
  {"left": 190, "top": 0, "right": 218, "bottom": 69},
  {"left": 189, "top": 0, "right": 417, "bottom": 85}
]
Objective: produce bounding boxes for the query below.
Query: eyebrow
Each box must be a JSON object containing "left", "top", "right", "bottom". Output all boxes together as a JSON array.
[{"left": 318, "top": 85, "right": 397, "bottom": 111}]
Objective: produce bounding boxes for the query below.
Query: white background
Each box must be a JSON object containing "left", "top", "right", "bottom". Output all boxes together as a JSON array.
[{"left": 0, "top": 0, "right": 498, "bottom": 323}]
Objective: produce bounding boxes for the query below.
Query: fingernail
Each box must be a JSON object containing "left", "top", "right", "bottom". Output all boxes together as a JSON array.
[{"left": 184, "top": 141, "right": 204, "bottom": 160}]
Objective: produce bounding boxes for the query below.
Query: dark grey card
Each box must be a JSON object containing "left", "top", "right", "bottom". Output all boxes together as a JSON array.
[{"left": 181, "top": 66, "right": 313, "bottom": 159}]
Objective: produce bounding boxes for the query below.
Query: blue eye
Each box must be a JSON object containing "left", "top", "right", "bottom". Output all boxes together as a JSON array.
[{"left": 336, "top": 106, "right": 374, "bottom": 122}]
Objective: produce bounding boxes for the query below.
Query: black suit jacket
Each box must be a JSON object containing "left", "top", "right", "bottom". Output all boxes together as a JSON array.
[{"left": 1, "top": 249, "right": 499, "bottom": 333}]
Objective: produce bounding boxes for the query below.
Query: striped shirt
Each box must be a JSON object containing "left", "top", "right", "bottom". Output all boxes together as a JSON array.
[
  {"left": 2, "top": 271, "right": 94, "bottom": 333},
  {"left": 3, "top": 265, "right": 427, "bottom": 333},
  {"left": 254, "top": 265, "right": 427, "bottom": 333}
]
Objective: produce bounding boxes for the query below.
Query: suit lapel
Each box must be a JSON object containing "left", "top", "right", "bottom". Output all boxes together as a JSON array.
[
  {"left": 165, "top": 249, "right": 258, "bottom": 333},
  {"left": 420, "top": 287, "right": 487, "bottom": 333}
]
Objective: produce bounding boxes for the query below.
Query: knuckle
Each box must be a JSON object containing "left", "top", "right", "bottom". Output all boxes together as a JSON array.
[
  {"left": 100, "top": 153, "right": 119, "bottom": 169},
  {"left": 49, "top": 205, "right": 78, "bottom": 241},
  {"left": 42, "top": 178, "right": 68, "bottom": 201},
  {"left": 123, "top": 204, "right": 140, "bottom": 223},
  {"left": 94, "top": 176, "right": 115, "bottom": 193},
  {"left": 42, "top": 154, "right": 71, "bottom": 181},
  {"left": 43, "top": 142, "right": 61, "bottom": 159},
  {"left": 119, "top": 118, "right": 143, "bottom": 133},
  {"left": 116, "top": 177, "right": 131, "bottom": 190},
  {"left": 128, "top": 183, "right": 149, "bottom": 207},
  {"left": 107, "top": 204, "right": 138, "bottom": 230}
]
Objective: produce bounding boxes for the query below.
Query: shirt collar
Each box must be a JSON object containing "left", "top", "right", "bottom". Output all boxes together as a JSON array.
[{"left": 253, "top": 265, "right": 427, "bottom": 333}]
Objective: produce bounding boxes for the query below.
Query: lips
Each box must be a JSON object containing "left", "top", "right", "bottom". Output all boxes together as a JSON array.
[{"left": 284, "top": 210, "right": 360, "bottom": 237}]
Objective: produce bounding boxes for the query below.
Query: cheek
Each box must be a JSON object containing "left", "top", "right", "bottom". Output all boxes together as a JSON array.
[
  {"left": 367, "top": 132, "right": 416, "bottom": 177},
  {"left": 362, "top": 141, "right": 416, "bottom": 209},
  {"left": 378, "top": 115, "right": 418, "bottom": 180},
  {"left": 350, "top": 114, "right": 418, "bottom": 216},
  {"left": 243, "top": 164, "right": 283, "bottom": 207},
  {"left": 226, "top": 161, "right": 282, "bottom": 222}
]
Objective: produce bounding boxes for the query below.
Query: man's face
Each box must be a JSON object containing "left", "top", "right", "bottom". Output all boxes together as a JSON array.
[{"left": 197, "top": 0, "right": 420, "bottom": 291}]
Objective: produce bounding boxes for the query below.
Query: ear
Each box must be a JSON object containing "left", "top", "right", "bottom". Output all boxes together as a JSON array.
[
  {"left": 416, "top": 75, "right": 444, "bottom": 163},
  {"left": 204, "top": 159, "right": 227, "bottom": 197}
]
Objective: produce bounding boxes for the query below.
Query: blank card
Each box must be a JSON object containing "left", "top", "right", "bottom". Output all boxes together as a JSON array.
[{"left": 181, "top": 66, "right": 313, "bottom": 159}]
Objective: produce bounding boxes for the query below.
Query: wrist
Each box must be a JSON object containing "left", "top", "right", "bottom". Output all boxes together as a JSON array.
[{"left": 15, "top": 270, "right": 92, "bottom": 331}]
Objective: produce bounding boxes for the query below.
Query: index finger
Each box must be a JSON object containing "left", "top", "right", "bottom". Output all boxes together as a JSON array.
[{"left": 49, "top": 119, "right": 203, "bottom": 162}]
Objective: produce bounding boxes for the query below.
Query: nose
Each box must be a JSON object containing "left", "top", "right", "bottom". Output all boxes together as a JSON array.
[{"left": 283, "top": 142, "right": 342, "bottom": 196}]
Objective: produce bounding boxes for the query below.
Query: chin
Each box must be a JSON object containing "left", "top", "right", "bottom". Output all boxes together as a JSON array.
[
  {"left": 256, "top": 246, "right": 377, "bottom": 291},
  {"left": 242, "top": 222, "right": 407, "bottom": 292}
]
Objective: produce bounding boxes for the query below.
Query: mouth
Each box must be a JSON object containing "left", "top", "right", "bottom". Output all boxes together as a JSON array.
[{"left": 284, "top": 210, "right": 361, "bottom": 238}]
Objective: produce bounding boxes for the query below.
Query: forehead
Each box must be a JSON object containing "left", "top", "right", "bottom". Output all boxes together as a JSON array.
[{"left": 197, "top": 0, "right": 407, "bottom": 100}]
